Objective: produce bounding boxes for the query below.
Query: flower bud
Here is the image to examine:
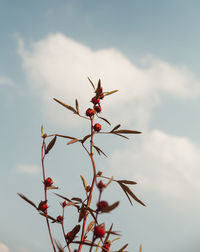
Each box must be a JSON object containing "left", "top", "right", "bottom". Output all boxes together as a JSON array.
[
  {"left": 94, "top": 105, "right": 102, "bottom": 113},
  {"left": 86, "top": 108, "right": 95, "bottom": 117},
  {"left": 97, "top": 180, "right": 106, "bottom": 190},
  {"left": 44, "top": 177, "right": 53, "bottom": 187},
  {"left": 38, "top": 201, "right": 48, "bottom": 212},
  {"left": 56, "top": 215, "right": 63, "bottom": 223},
  {"left": 93, "top": 123, "right": 102, "bottom": 132},
  {"left": 97, "top": 201, "right": 108, "bottom": 211},
  {"left": 94, "top": 223, "right": 106, "bottom": 238},
  {"left": 91, "top": 96, "right": 100, "bottom": 105}
]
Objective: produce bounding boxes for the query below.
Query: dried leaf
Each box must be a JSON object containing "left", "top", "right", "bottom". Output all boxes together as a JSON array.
[
  {"left": 120, "top": 183, "right": 146, "bottom": 207},
  {"left": 111, "top": 132, "right": 129, "bottom": 139},
  {"left": 97, "top": 116, "right": 111, "bottom": 125},
  {"left": 86, "top": 220, "right": 95, "bottom": 234},
  {"left": 54, "top": 193, "right": 72, "bottom": 202},
  {"left": 95, "top": 240, "right": 101, "bottom": 252},
  {"left": 94, "top": 145, "right": 107, "bottom": 157},
  {"left": 110, "top": 124, "right": 121, "bottom": 132},
  {"left": 53, "top": 98, "right": 77, "bottom": 114},
  {"left": 117, "top": 243, "right": 128, "bottom": 252},
  {"left": 41, "top": 125, "right": 44, "bottom": 135},
  {"left": 82, "top": 134, "right": 91, "bottom": 143},
  {"left": 104, "top": 224, "right": 113, "bottom": 244},
  {"left": 18, "top": 193, "right": 37, "bottom": 209},
  {"left": 67, "top": 138, "right": 79, "bottom": 145},
  {"left": 139, "top": 244, "right": 142, "bottom": 252},
  {"left": 78, "top": 206, "right": 86, "bottom": 222},
  {"left": 80, "top": 175, "right": 87, "bottom": 193},
  {"left": 112, "top": 237, "right": 121, "bottom": 243},
  {"left": 56, "top": 134, "right": 77, "bottom": 140},
  {"left": 71, "top": 197, "right": 82, "bottom": 203},
  {"left": 75, "top": 99, "right": 79, "bottom": 114},
  {"left": 105, "top": 176, "right": 113, "bottom": 188},
  {"left": 101, "top": 201, "right": 119, "bottom": 213},
  {"left": 40, "top": 212, "right": 56, "bottom": 221},
  {"left": 47, "top": 186, "right": 59, "bottom": 190},
  {"left": 67, "top": 225, "right": 81, "bottom": 244},
  {"left": 95, "top": 79, "right": 102, "bottom": 98},
  {"left": 45, "top": 136, "right": 57, "bottom": 154},
  {"left": 88, "top": 77, "right": 96, "bottom": 90},
  {"left": 104, "top": 90, "right": 118, "bottom": 96},
  {"left": 118, "top": 183, "right": 133, "bottom": 205},
  {"left": 114, "top": 129, "right": 142, "bottom": 134},
  {"left": 117, "top": 180, "right": 137, "bottom": 185}
]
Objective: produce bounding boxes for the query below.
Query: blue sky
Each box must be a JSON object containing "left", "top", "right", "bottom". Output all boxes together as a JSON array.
[{"left": 1, "top": 1, "right": 200, "bottom": 252}]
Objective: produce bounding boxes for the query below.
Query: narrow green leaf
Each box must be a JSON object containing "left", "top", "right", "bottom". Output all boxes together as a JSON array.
[
  {"left": 18, "top": 193, "right": 37, "bottom": 209},
  {"left": 104, "top": 90, "right": 118, "bottom": 96},
  {"left": 114, "top": 129, "right": 142, "bottom": 134},
  {"left": 117, "top": 180, "right": 137, "bottom": 185},
  {"left": 88, "top": 77, "right": 96, "bottom": 90},
  {"left": 53, "top": 98, "right": 77, "bottom": 114},
  {"left": 45, "top": 136, "right": 57, "bottom": 154}
]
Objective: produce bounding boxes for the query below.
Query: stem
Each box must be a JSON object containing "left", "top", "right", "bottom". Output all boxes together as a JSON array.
[
  {"left": 42, "top": 141, "right": 56, "bottom": 252},
  {"left": 78, "top": 117, "right": 97, "bottom": 252}
]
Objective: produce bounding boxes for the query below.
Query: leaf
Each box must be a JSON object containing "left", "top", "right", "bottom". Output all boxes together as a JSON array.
[
  {"left": 104, "top": 224, "right": 113, "bottom": 244},
  {"left": 105, "top": 176, "right": 113, "bottom": 188},
  {"left": 88, "top": 77, "right": 96, "bottom": 90},
  {"left": 95, "top": 79, "right": 102, "bottom": 98},
  {"left": 114, "top": 129, "right": 142, "bottom": 134},
  {"left": 117, "top": 180, "right": 137, "bottom": 185},
  {"left": 56, "top": 134, "right": 77, "bottom": 140},
  {"left": 97, "top": 116, "right": 111, "bottom": 125},
  {"left": 18, "top": 193, "right": 37, "bottom": 209},
  {"left": 67, "top": 138, "right": 79, "bottom": 145},
  {"left": 110, "top": 124, "right": 121, "bottom": 132},
  {"left": 139, "top": 244, "right": 142, "bottom": 252},
  {"left": 118, "top": 183, "right": 133, "bottom": 205},
  {"left": 111, "top": 237, "right": 121, "bottom": 243},
  {"left": 71, "top": 197, "right": 82, "bottom": 203},
  {"left": 78, "top": 206, "right": 86, "bottom": 222},
  {"left": 117, "top": 243, "right": 128, "bottom": 252},
  {"left": 81, "top": 134, "right": 91, "bottom": 143},
  {"left": 80, "top": 175, "right": 87, "bottom": 192},
  {"left": 40, "top": 212, "right": 57, "bottom": 221},
  {"left": 120, "top": 183, "right": 146, "bottom": 207},
  {"left": 53, "top": 98, "right": 77, "bottom": 114},
  {"left": 104, "top": 90, "right": 118, "bottom": 96},
  {"left": 86, "top": 220, "right": 95, "bottom": 234},
  {"left": 101, "top": 201, "right": 119, "bottom": 213},
  {"left": 46, "top": 186, "right": 59, "bottom": 190},
  {"left": 111, "top": 132, "right": 129, "bottom": 139},
  {"left": 75, "top": 99, "right": 79, "bottom": 114},
  {"left": 94, "top": 145, "right": 107, "bottom": 157},
  {"left": 95, "top": 240, "right": 101, "bottom": 252},
  {"left": 41, "top": 125, "right": 44, "bottom": 135},
  {"left": 45, "top": 136, "right": 57, "bottom": 154},
  {"left": 67, "top": 225, "right": 81, "bottom": 244},
  {"left": 54, "top": 193, "right": 72, "bottom": 202}
]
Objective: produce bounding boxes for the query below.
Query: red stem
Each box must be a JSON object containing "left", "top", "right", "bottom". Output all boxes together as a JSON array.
[
  {"left": 78, "top": 117, "right": 97, "bottom": 252},
  {"left": 41, "top": 141, "right": 56, "bottom": 252}
]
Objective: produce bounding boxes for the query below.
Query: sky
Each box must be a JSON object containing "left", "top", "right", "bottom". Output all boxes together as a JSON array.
[{"left": 1, "top": 0, "right": 200, "bottom": 251}]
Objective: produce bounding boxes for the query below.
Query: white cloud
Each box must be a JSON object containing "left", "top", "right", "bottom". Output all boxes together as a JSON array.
[
  {"left": 0, "top": 243, "right": 10, "bottom": 252},
  {"left": 18, "top": 33, "right": 200, "bottom": 129},
  {"left": 107, "top": 130, "right": 200, "bottom": 203},
  {"left": 0, "top": 76, "right": 15, "bottom": 87},
  {"left": 16, "top": 164, "right": 40, "bottom": 174}
]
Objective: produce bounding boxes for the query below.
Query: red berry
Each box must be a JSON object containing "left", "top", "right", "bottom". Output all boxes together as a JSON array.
[
  {"left": 93, "top": 123, "right": 102, "bottom": 132},
  {"left": 91, "top": 96, "right": 100, "bottom": 105},
  {"left": 94, "top": 223, "right": 106, "bottom": 238},
  {"left": 97, "top": 171, "right": 102, "bottom": 176},
  {"left": 97, "top": 180, "right": 105, "bottom": 190},
  {"left": 38, "top": 201, "right": 48, "bottom": 212},
  {"left": 86, "top": 108, "right": 95, "bottom": 117},
  {"left": 44, "top": 177, "right": 53, "bottom": 187},
  {"left": 42, "top": 133, "right": 47, "bottom": 138},
  {"left": 62, "top": 201, "right": 67, "bottom": 208},
  {"left": 94, "top": 105, "right": 102, "bottom": 113},
  {"left": 102, "top": 241, "right": 111, "bottom": 251},
  {"left": 56, "top": 215, "right": 63, "bottom": 223},
  {"left": 97, "top": 201, "right": 109, "bottom": 211}
]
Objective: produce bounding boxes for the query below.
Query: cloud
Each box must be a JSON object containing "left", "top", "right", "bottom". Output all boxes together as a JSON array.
[
  {"left": 0, "top": 76, "right": 15, "bottom": 87},
  {"left": 107, "top": 129, "right": 200, "bottom": 203},
  {"left": 18, "top": 33, "right": 200, "bottom": 129},
  {"left": 16, "top": 164, "right": 40, "bottom": 174},
  {"left": 0, "top": 243, "right": 10, "bottom": 252}
]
